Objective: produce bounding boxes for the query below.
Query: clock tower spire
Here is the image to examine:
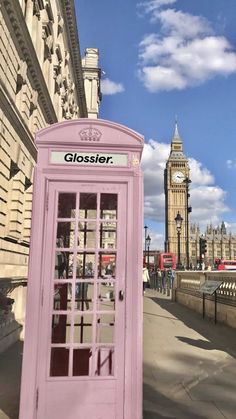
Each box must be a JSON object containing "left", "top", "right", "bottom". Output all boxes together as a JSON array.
[{"left": 164, "top": 123, "right": 190, "bottom": 266}]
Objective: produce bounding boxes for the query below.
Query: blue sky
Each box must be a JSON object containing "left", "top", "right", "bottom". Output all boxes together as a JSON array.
[{"left": 77, "top": 0, "right": 236, "bottom": 249}]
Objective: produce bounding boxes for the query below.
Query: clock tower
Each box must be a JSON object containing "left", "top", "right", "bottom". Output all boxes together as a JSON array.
[{"left": 164, "top": 123, "right": 190, "bottom": 265}]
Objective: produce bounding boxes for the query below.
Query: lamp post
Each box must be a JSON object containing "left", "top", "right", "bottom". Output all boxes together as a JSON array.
[
  {"left": 146, "top": 235, "right": 151, "bottom": 271},
  {"left": 184, "top": 177, "right": 192, "bottom": 270},
  {"left": 144, "top": 225, "right": 148, "bottom": 265},
  {"left": 175, "top": 212, "right": 183, "bottom": 270}
]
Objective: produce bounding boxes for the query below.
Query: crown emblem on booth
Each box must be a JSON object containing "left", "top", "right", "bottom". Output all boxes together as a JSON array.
[{"left": 79, "top": 126, "right": 102, "bottom": 142}]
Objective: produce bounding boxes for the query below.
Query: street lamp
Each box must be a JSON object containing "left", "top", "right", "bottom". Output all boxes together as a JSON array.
[
  {"left": 175, "top": 212, "right": 183, "bottom": 270},
  {"left": 144, "top": 225, "right": 148, "bottom": 264},
  {"left": 184, "top": 177, "right": 192, "bottom": 270},
  {"left": 146, "top": 234, "right": 151, "bottom": 270}
]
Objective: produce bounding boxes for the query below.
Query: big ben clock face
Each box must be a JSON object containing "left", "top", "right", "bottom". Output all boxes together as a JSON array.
[{"left": 172, "top": 171, "right": 185, "bottom": 183}]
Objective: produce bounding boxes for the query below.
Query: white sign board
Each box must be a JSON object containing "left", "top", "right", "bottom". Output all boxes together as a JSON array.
[{"left": 51, "top": 151, "right": 128, "bottom": 167}]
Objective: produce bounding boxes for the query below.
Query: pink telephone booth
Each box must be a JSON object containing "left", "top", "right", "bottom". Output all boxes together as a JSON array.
[{"left": 19, "top": 119, "right": 144, "bottom": 419}]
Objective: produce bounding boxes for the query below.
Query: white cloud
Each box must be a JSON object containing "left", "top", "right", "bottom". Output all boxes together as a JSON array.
[
  {"left": 189, "top": 186, "right": 229, "bottom": 226},
  {"left": 138, "top": 3, "right": 236, "bottom": 91},
  {"left": 138, "top": 65, "right": 186, "bottom": 91},
  {"left": 138, "top": 0, "right": 177, "bottom": 14},
  {"left": 157, "top": 9, "right": 212, "bottom": 38},
  {"left": 101, "top": 78, "right": 125, "bottom": 95},
  {"left": 188, "top": 158, "right": 214, "bottom": 185},
  {"left": 143, "top": 228, "right": 165, "bottom": 250},
  {"left": 141, "top": 139, "right": 229, "bottom": 227},
  {"left": 226, "top": 159, "right": 236, "bottom": 169},
  {"left": 225, "top": 222, "right": 236, "bottom": 235}
]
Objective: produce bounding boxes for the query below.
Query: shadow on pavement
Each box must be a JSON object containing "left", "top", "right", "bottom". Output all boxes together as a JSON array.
[
  {"left": 150, "top": 295, "right": 236, "bottom": 360},
  {"left": 143, "top": 364, "right": 204, "bottom": 419},
  {"left": 0, "top": 340, "right": 23, "bottom": 419}
]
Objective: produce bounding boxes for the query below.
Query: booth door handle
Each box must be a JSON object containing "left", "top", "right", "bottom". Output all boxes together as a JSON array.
[{"left": 119, "top": 290, "right": 125, "bottom": 301}]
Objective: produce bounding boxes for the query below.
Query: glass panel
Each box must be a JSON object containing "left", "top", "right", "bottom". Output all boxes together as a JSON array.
[
  {"left": 75, "top": 282, "right": 94, "bottom": 311},
  {"left": 55, "top": 251, "right": 74, "bottom": 279},
  {"left": 97, "top": 283, "right": 115, "bottom": 311},
  {"left": 95, "top": 347, "right": 114, "bottom": 376},
  {"left": 54, "top": 283, "right": 72, "bottom": 310},
  {"left": 50, "top": 348, "right": 69, "bottom": 377},
  {"left": 74, "top": 314, "right": 93, "bottom": 344},
  {"left": 73, "top": 348, "right": 92, "bottom": 376},
  {"left": 96, "top": 314, "right": 115, "bottom": 343},
  {"left": 100, "top": 222, "right": 117, "bottom": 249},
  {"left": 100, "top": 194, "right": 117, "bottom": 219},
  {"left": 79, "top": 193, "right": 97, "bottom": 219},
  {"left": 98, "top": 253, "right": 116, "bottom": 278},
  {"left": 51, "top": 314, "right": 71, "bottom": 343},
  {"left": 58, "top": 193, "right": 76, "bottom": 218},
  {"left": 78, "top": 222, "right": 96, "bottom": 248},
  {"left": 76, "top": 253, "right": 95, "bottom": 279},
  {"left": 56, "top": 222, "right": 75, "bottom": 248}
]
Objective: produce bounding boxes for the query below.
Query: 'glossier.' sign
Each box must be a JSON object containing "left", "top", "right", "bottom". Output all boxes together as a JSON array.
[{"left": 50, "top": 151, "right": 128, "bottom": 166}]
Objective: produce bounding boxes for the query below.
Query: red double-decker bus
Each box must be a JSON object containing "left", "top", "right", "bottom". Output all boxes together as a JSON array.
[
  {"left": 157, "top": 252, "right": 176, "bottom": 270},
  {"left": 215, "top": 259, "right": 236, "bottom": 270}
]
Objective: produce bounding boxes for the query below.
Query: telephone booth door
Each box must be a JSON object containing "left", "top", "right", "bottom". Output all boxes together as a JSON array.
[{"left": 37, "top": 181, "right": 126, "bottom": 418}]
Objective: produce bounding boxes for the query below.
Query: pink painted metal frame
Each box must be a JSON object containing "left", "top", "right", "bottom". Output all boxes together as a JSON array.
[{"left": 19, "top": 119, "right": 144, "bottom": 419}]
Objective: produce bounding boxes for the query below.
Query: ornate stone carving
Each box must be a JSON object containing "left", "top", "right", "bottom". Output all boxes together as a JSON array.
[
  {"left": 55, "top": 44, "right": 62, "bottom": 63},
  {"left": 16, "top": 60, "right": 28, "bottom": 92},
  {"left": 58, "top": 13, "right": 64, "bottom": 29},
  {"left": 33, "top": 0, "right": 43, "bottom": 19},
  {"left": 65, "top": 50, "right": 70, "bottom": 63},
  {"left": 42, "top": 24, "right": 53, "bottom": 61},
  {"left": 45, "top": 0, "right": 54, "bottom": 22},
  {"left": 30, "top": 90, "right": 38, "bottom": 114}
]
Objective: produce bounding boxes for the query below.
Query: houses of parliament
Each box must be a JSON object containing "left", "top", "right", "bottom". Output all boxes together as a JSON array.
[{"left": 164, "top": 124, "right": 236, "bottom": 267}]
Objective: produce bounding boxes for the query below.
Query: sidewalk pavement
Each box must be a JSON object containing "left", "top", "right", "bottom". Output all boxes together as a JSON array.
[
  {"left": 143, "top": 289, "right": 236, "bottom": 419},
  {"left": 1, "top": 290, "right": 236, "bottom": 418},
  {"left": 0, "top": 340, "right": 22, "bottom": 419}
]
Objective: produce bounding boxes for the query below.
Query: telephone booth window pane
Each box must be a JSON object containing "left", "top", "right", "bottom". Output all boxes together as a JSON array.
[
  {"left": 97, "top": 283, "right": 115, "bottom": 311},
  {"left": 74, "top": 314, "right": 93, "bottom": 344},
  {"left": 58, "top": 193, "right": 76, "bottom": 218},
  {"left": 100, "top": 194, "right": 117, "bottom": 219},
  {"left": 73, "top": 348, "right": 92, "bottom": 376},
  {"left": 95, "top": 348, "right": 114, "bottom": 376},
  {"left": 50, "top": 348, "right": 69, "bottom": 377},
  {"left": 98, "top": 253, "right": 116, "bottom": 278},
  {"left": 78, "top": 222, "right": 96, "bottom": 248},
  {"left": 54, "top": 284, "right": 72, "bottom": 310},
  {"left": 56, "top": 222, "right": 75, "bottom": 248},
  {"left": 75, "top": 282, "right": 94, "bottom": 311},
  {"left": 100, "top": 222, "right": 117, "bottom": 249},
  {"left": 96, "top": 314, "right": 115, "bottom": 343},
  {"left": 79, "top": 193, "right": 97, "bottom": 219},
  {"left": 55, "top": 252, "right": 74, "bottom": 279},
  {"left": 51, "top": 314, "right": 71, "bottom": 343},
  {"left": 76, "top": 253, "right": 95, "bottom": 279}
]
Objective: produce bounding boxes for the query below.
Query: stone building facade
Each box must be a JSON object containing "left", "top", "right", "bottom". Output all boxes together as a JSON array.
[
  {"left": 0, "top": 0, "right": 101, "bottom": 279},
  {"left": 0, "top": 0, "right": 101, "bottom": 351},
  {"left": 189, "top": 222, "right": 236, "bottom": 267}
]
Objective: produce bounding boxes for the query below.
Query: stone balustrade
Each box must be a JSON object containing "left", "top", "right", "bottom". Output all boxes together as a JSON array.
[{"left": 174, "top": 270, "right": 236, "bottom": 328}]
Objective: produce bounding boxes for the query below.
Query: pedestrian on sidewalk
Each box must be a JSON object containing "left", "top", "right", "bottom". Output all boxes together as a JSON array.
[
  {"left": 142, "top": 263, "right": 150, "bottom": 294},
  {"left": 157, "top": 269, "right": 162, "bottom": 291}
]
